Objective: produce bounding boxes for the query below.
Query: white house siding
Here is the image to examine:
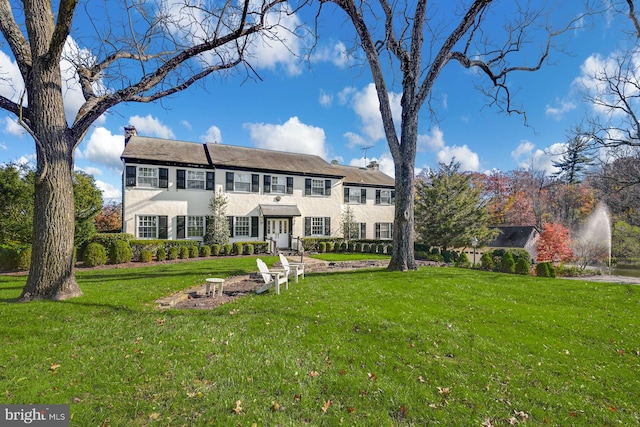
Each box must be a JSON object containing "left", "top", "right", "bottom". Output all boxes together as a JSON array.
[{"left": 121, "top": 133, "right": 395, "bottom": 246}]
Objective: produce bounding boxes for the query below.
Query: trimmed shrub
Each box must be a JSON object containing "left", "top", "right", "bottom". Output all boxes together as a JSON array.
[
  {"left": 233, "top": 242, "right": 244, "bottom": 255},
  {"left": 156, "top": 247, "right": 167, "bottom": 262},
  {"left": 318, "top": 242, "right": 326, "bottom": 253},
  {"left": 536, "top": 262, "right": 556, "bottom": 278},
  {"left": 377, "top": 244, "right": 385, "bottom": 254},
  {"left": 109, "top": 240, "right": 132, "bottom": 264},
  {"left": 355, "top": 243, "right": 363, "bottom": 253},
  {"left": 480, "top": 252, "right": 494, "bottom": 270},
  {"left": 200, "top": 245, "right": 211, "bottom": 257},
  {"left": 84, "top": 243, "right": 107, "bottom": 267},
  {"left": 515, "top": 258, "right": 530, "bottom": 275},
  {"left": 168, "top": 247, "right": 179, "bottom": 260},
  {"left": 243, "top": 244, "right": 254, "bottom": 255},
  {"left": 500, "top": 252, "right": 516, "bottom": 273},
  {"left": 326, "top": 242, "right": 335, "bottom": 252},
  {"left": 179, "top": 246, "right": 190, "bottom": 259},
  {"left": 140, "top": 249, "right": 153, "bottom": 263},
  {"left": 211, "top": 244, "right": 220, "bottom": 256},
  {"left": 189, "top": 245, "right": 199, "bottom": 258},
  {"left": 222, "top": 244, "right": 233, "bottom": 256},
  {"left": 455, "top": 252, "right": 471, "bottom": 268}
]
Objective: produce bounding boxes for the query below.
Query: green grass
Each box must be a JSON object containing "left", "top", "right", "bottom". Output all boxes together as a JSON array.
[{"left": 1, "top": 258, "right": 639, "bottom": 426}]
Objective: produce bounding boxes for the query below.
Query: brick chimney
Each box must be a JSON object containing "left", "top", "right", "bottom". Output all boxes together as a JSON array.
[{"left": 124, "top": 126, "right": 137, "bottom": 145}]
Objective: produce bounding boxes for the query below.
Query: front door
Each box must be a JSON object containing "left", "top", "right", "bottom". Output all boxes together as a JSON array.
[{"left": 266, "top": 218, "right": 290, "bottom": 249}]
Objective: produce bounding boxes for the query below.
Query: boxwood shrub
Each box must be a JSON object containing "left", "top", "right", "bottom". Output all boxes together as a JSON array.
[
  {"left": 200, "top": 245, "right": 211, "bottom": 257},
  {"left": 139, "top": 249, "right": 153, "bottom": 263},
  {"left": 109, "top": 240, "right": 132, "bottom": 264},
  {"left": 84, "top": 243, "right": 107, "bottom": 267},
  {"left": 156, "top": 247, "right": 167, "bottom": 262}
]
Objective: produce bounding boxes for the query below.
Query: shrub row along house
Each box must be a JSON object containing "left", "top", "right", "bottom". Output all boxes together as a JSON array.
[{"left": 120, "top": 127, "right": 396, "bottom": 250}]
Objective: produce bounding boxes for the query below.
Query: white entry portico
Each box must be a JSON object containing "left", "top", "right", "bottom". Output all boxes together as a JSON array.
[{"left": 259, "top": 204, "right": 302, "bottom": 249}]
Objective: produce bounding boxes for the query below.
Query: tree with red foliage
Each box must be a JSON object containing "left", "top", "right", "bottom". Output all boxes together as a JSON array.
[
  {"left": 536, "top": 223, "right": 573, "bottom": 264},
  {"left": 95, "top": 202, "right": 122, "bottom": 233}
]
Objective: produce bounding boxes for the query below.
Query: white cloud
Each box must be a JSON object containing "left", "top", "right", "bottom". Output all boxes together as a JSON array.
[
  {"left": 435, "top": 145, "right": 480, "bottom": 172},
  {"left": 545, "top": 98, "right": 577, "bottom": 119},
  {"left": 518, "top": 142, "right": 565, "bottom": 175},
  {"left": 419, "top": 127, "right": 445, "bottom": 151},
  {"left": 511, "top": 140, "right": 535, "bottom": 160},
  {"left": 0, "top": 50, "right": 23, "bottom": 103},
  {"left": 129, "top": 115, "right": 175, "bottom": 139},
  {"left": 200, "top": 125, "right": 222, "bottom": 143},
  {"left": 81, "top": 127, "right": 125, "bottom": 170},
  {"left": 96, "top": 180, "right": 122, "bottom": 201},
  {"left": 319, "top": 90, "right": 333, "bottom": 108},
  {"left": 311, "top": 41, "right": 351, "bottom": 68},
  {"left": 0, "top": 142, "right": 6, "bottom": 150},
  {"left": 83, "top": 166, "right": 103, "bottom": 176},
  {"left": 243, "top": 116, "right": 327, "bottom": 158},
  {"left": 2, "top": 117, "right": 27, "bottom": 137},
  {"left": 347, "top": 83, "right": 402, "bottom": 143},
  {"left": 418, "top": 126, "right": 480, "bottom": 172},
  {"left": 180, "top": 120, "right": 192, "bottom": 131}
]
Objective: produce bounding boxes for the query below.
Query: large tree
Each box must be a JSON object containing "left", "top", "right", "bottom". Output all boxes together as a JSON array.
[
  {"left": 0, "top": 0, "right": 292, "bottom": 301},
  {"left": 322, "top": 0, "right": 580, "bottom": 270}
]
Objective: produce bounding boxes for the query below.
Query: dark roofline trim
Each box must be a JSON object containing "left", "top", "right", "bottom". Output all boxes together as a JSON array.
[
  {"left": 217, "top": 164, "right": 344, "bottom": 179},
  {"left": 343, "top": 182, "right": 395, "bottom": 189},
  {"left": 121, "top": 158, "right": 213, "bottom": 170}
]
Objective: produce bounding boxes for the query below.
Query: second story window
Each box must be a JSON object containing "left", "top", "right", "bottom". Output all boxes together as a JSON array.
[
  {"left": 138, "top": 167, "right": 158, "bottom": 187},
  {"left": 345, "top": 188, "right": 366, "bottom": 204},
  {"left": 226, "top": 172, "right": 259, "bottom": 192},
  {"left": 187, "top": 171, "right": 205, "bottom": 189},
  {"left": 376, "top": 189, "right": 395, "bottom": 205},
  {"left": 305, "top": 178, "right": 332, "bottom": 197}
]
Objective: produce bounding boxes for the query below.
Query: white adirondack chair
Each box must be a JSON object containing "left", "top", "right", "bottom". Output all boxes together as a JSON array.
[
  {"left": 279, "top": 253, "right": 305, "bottom": 283},
  {"left": 255, "top": 258, "right": 288, "bottom": 295}
]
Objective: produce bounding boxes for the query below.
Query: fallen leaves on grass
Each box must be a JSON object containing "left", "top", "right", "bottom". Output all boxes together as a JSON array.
[
  {"left": 322, "top": 400, "right": 332, "bottom": 414},
  {"left": 308, "top": 371, "right": 320, "bottom": 378},
  {"left": 232, "top": 400, "right": 242, "bottom": 414}
]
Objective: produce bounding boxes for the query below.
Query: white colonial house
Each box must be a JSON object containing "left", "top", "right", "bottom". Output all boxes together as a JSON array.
[{"left": 120, "top": 127, "right": 396, "bottom": 249}]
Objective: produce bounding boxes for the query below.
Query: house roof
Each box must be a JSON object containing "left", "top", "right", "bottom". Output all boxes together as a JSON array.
[
  {"left": 121, "top": 133, "right": 396, "bottom": 186},
  {"left": 330, "top": 164, "right": 395, "bottom": 188},
  {"left": 204, "top": 143, "right": 341, "bottom": 177},
  {"left": 121, "top": 135, "right": 209, "bottom": 167},
  {"left": 488, "top": 226, "right": 539, "bottom": 248}
]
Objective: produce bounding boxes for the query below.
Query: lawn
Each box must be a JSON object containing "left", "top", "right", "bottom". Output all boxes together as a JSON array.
[{"left": 1, "top": 257, "right": 638, "bottom": 426}]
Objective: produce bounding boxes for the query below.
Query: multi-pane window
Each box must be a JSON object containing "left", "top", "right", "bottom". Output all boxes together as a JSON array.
[
  {"left": 234, "top": 217, "right": 250, "bottom": 237},
  {"left": 376, "top": 222, "right": 393, "bottom": 239},
  {"left": 187, "top": 171, "right": 205, "bottom": 189},
  {"left": 138, "top": 167, "right": 158, "bottom": 188},
  {"left": 138, "top": 216, "right": 157, "bottom": 238},
  {"left": 311, "top": 179, "right": 325, "bottom": 196},
  {"left": 271, "top": 176, "right": 286, "bottom": 193},
  {"left": 379, "top": 190, "right": 392, "bottom": 205},
  {"left": 187, "top": 216, "right": 205, "bottom": 237},
  {"left": 234, "top": 173, "right": 251, "bottom": 192}
]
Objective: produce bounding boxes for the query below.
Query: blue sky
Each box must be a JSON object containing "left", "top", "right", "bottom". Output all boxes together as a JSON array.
[{"left": 0, "top": 2, "right": 633, "bottom": 203}]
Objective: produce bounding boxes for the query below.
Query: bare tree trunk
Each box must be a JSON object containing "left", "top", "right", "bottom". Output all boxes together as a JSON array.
[
  {"left": 20, "top": 137, "right": 81, "bottom": 301},
  {"left": 388, "top": 145, "right": 417, "bottom": 271}
]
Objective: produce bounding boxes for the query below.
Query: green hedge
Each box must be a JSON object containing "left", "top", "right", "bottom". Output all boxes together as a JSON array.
[{"left": 109, "top": 241, "right": 132, "bottom": 264}]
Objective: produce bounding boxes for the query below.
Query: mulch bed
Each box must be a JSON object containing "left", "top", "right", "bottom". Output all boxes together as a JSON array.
[{"left": 172, "top": 276, "right": 264, "bottom": 310}]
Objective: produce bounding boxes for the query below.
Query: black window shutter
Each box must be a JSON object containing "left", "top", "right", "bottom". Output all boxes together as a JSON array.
[
  {"left": 344, "top": 188, "right": 350, "bottom": 203},
  {"left": 251, "top": 174, "right": 259, "bottom": 192},
  {"left": 206, "top": 172, "right": 215, "bottom": 191},
  {"left": 159, "top": 168, "right": 169, "bottom": 188},
  {"left": 226, "top": 172, "right": 234, "bottom": 191},
  {"left": 177, "top": 216, "right": 186, "bottom": 239},
  {"left": 391, "top": 190, "right": 396, "bottom": 204},
  {"left": 286, "top": 177, "right": 294, "bottom": 194},
  {"left": 360, "top": 223, "right": 366, "bottom": 239},
  {"left": 360, "top": 189, "right": 367, "bottom": 204},
  {"left": 305, "top": 179, "right": 311, "bottom": 196},
  {"left": 263, "top": 175, "right": 271, "bottom": 193},
  {"left": 177, "top": 169, "right": 186, "bottom": 189},
  {"left": 158, "top": 216, "right": 168, "bottom": 239},
  {"left": 125, "top": 166, "right": 136, "bottom": 187},
  {"left": 227, "top": 216, "right": 234, "bottom": 237},
  {"left": 390, "top": 223, "right": 393, "bottom": 239},
  {"left": 304, "top": 217, "right": 311, "bottom": 236},
  {"left": 375, "top": 190, "right": 381, "bottom": 205},
  {"left": 324, "top": 180, "right": 331, "bottom": 196},
  {"left": 251, "top": 216, "right": 259, "bottom": 237},
  {"left": 375, "top": 223, "right": 380, "bottom": 239},
  {"left": 324, "top": 217, "right": 331, "bottom": 236}
]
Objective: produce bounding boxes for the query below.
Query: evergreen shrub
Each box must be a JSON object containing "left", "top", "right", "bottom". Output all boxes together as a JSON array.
[
  {"left": 109, "top": 240, "right": 132, "bottom": 264},
  {"left": 515, "top": 258, "right": 530, "bottom": 275},
  {"left": 84, "top": 243, "right": 107, "bottom": 267},
  {"left": 500, "top": 251, "right": 516, "bottom": 274},
  {"left": 156, "top": 247, "right": 167, "bottom": 262},
  {"left": 140, "top": 249, "right": 153, "bottom": 263}
]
